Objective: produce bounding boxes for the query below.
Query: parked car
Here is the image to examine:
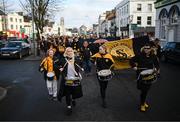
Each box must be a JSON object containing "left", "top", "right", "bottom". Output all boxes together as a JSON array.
[
  {"left": 0, "top": 40, "right": 7, "bottom": 49},
  {"left": 0, "top": 41, "right": 31, "bottom": 59},
  {"left": 161, "top": 42, "right": 180, "bottom": 63}
]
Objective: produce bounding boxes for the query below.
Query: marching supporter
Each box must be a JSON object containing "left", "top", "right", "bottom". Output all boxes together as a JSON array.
[
  {"left": 58, "top": 47, "right": 83, "bottom": 115},
  {"left": 80, "top": 41, "right": 92, "bottom": 76},
  {"left": 130, "top": 43, "right": 159, "bottom": 112},
  {"left": 39, "top": 49, "right": 60, "bottom": 100},
  {"left": 91, "top": 45, "right": 114, "bottom": 108}
]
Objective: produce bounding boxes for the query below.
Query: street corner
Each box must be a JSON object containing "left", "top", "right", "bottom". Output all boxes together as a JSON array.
[{"left": 0, "top": 86, "right": 7, "bottom": 101}]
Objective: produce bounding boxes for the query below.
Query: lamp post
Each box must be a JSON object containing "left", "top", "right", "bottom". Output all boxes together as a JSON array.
[
  {"left": 2, "top": 0, "right": 7, "bottom": 40},
  {"left": 30, "top": 0, "right": 36, "bottom": 56}
]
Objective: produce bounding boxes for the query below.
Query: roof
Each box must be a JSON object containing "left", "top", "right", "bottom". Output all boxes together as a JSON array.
[{"left": 0, "top": 9, "right": 5, "bottom": 15}]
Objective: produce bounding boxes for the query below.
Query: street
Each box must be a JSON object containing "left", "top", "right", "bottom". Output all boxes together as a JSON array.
[{"left": 0, "top": 58, "right": 180, "bottom": 121}]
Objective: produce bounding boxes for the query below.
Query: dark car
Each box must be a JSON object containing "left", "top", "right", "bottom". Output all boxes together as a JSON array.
[
  {"left": 161, "top": 42, "right": 180, "bottom": 63},
  {"left": 0, "top": 40, "right": 6, "bottom": 48},
  {"left": 0, "top": 41, "right": 31, "bottom": 59}
]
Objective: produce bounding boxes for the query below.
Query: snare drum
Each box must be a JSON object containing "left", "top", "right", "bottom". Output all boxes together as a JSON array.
[
  {"left": 47, "top": 72, "right": 55, "bottom": 81},
  {"left": 97, "top": 69, "right": 112, "bottom": 81},
  {"left": 65, "top": 76, "right": 81, "bottom": 86},
  {"left": 139, "top": 69, "right": 157, "bottom": 84}
]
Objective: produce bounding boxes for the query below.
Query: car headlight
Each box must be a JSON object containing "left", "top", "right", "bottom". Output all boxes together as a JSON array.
[{"left": 11, "top": 51, "right": 19, "bottom": 54}]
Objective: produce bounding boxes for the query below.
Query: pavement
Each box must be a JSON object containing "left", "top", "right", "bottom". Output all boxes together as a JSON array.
[
  {"left": 0, "top": 87, "right": 7, "bottom": 101},
  {"left": 23, "top": 55, "right": 42, "bottom": 61}
]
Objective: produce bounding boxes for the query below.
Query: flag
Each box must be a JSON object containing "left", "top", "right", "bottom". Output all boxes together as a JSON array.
[{"left": 103, "top": 36, "right": 150, "bottom": 70}]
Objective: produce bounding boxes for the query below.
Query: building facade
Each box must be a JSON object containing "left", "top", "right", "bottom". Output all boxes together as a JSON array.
[
  {"left": 155, "top": 0, "right": 180, "bottom": 46},
  {"left": 116, "top": 0, "right": 156, "bottom": 38},
  {"left": 0, "top": 9, "right": 6, "bottom": 33},
  {"left": 98, "top": 13, "right": 106, "bottom": 37}
]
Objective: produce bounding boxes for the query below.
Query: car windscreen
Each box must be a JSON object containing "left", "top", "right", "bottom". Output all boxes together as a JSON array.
[{"left": 6, "top": 42, "right": 21, "bottom": 48}]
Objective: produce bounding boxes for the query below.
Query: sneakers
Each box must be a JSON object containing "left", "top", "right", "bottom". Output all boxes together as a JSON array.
[
  {"left": 144, "top": 102, "right": 149, "bottom": 108},
  {"left": 140, "top": 103, "right": 149, "bottom": 112},
  {"left": 140, "top": 105, "right": 146, "bottom": 112}
]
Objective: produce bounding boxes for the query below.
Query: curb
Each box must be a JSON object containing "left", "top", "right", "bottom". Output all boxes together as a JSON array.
[
  {"left": 0, "top": 87, "right": 7, "bottom": 101},
  {"left": 23, "top": 56, "right": 42, "bottom": 61}
]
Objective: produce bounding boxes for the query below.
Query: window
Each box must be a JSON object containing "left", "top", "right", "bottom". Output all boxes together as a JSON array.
[
  {"left": 159, "top": 9, "right": 168, "bottom": 39},
  {"left": 137, "top": 4, "right": 141, "bottom": 11},
  {"left": 15, "top": 18, "right": 17, "bottom": 22},
  {"left": 137, "top": 16, "right": 141, "bottom": 25},
  {"left": 147, "top": 16, "right": 152, "bottom": 25},
  {"left": 11, "top": 25, "right": 13, "bottom": 29},
  {"left": 20, "top": 25, "right": 22, "bottom": 28},
  {"left": 148, "top": 4, "right": 152, "bottom": 12},
  {"left": 10, "top": 17, "right": 13, "bottom": 22},
  {"left": 16, "top": 25, "right": 18, "bottom": 29},
  {"left": 19, "top": 19, "right": 22, "bottom": 23},
  {"left": 169, "top": 7, "right": 179, "bottom": 24}
]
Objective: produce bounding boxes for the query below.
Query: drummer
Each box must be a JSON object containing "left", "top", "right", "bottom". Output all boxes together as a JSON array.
[
  {"left": 130, "top": 43, "right": 159, "bottom": 112},
  {"left": 91, "top": 45, "right": 114, "bottom": 108},
  {"left": 39, "top": 49, "right": 60, "bottom": 100},
  {"left": 57, "top": 47, "right": 83, "bottom": 115}
]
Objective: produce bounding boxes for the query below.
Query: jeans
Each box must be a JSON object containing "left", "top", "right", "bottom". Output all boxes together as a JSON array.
[{"left": 83, "top": 60, "right": 91, "bottom": 74}]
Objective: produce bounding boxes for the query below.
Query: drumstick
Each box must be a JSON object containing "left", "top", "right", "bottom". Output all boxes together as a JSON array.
[{"left": 75, "top": 63, "right": 84, "bottom": 71}]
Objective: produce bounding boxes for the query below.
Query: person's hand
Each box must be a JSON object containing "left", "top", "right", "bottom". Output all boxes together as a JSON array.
[
  {"left": 59, "top": 68, "right": 64, "bottom": 72},
  {"left": 133, "top": 67, "right": 137, "bottom": 71}
]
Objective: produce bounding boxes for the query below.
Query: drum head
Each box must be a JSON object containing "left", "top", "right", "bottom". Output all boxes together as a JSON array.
[
  {"left": 65, "top": 76, "right": 79, "bottom": 81},
  {"left": 47, "top": 72, "right": 55, "bottom": 77},
  {"left": 98, "top": 69, "right": 111, "bottom": 76},
  {"left": 140, "top": 69, "right": 154, "bottom": 75}
]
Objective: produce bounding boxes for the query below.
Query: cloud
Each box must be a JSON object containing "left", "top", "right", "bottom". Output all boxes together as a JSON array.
[
  {"left": 12, "top": 0, "right": 122, "bottom": 28},
  {"left": 56, "top": 0, "right": 121, "bottom": 28}
]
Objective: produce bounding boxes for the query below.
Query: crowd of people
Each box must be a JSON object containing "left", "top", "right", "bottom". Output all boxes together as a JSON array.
[{"left": 39, "top": 35, "right": 161, "bottom": 115}]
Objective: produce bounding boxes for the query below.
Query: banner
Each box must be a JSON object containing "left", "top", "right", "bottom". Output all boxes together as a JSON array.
[
  {"left": 103, "top": 38, "right": 135, "bottom": 70},
  {"left": 103, "top": 36, "right": 150, "bottom": 70}
]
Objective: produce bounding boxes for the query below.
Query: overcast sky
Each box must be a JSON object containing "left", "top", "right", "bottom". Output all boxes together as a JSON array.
[{"left": 10, "top": 0, "right": 122, "bottom": 28}]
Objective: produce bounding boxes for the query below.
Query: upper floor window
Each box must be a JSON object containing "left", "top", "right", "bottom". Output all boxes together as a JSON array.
[
  {"left": 11, "top": 25, "right": 13, "bottom": 29},
  {"left": 147, "top": 16, "right": 152, "bottom": 25},
  {"left": 137, "top": 16, "right": 141, "bottom": 25},
  {"left": 19, "top": 19, "right": 22, "bottom": 23},
  {"left": 10, "top": 17, "right": 13, "bottom": 22},
  {"left": 169, "top": 6, "right": 179, "bottom": 24},
  {"left": 137, "top": 4, "right": 141, "bottom": 11},
  {"left": 148, "top": 4, "right": 152, "bottom": 12}
]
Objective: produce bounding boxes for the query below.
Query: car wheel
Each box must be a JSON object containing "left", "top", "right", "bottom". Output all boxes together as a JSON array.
[{"left": 161, "top": 54, "right": 167, "bottom": 62}]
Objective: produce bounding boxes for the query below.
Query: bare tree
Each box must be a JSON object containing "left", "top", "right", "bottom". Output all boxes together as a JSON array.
[{"left": 19, "top": 0, "right": 65, "bottom": 40}]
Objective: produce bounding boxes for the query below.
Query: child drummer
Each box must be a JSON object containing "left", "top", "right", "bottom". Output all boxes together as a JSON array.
[{"left": 39, "top": 49, "right": 60, "bottom": 100}]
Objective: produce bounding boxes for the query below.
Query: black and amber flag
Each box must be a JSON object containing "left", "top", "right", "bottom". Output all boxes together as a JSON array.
[{"left": 103, "top": 36, "right": 149, "bottom": 70}]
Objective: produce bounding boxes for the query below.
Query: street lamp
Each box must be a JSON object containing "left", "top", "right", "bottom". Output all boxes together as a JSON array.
[{"left": 30, "top": 0, "right": 36, "bottom": 56}]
